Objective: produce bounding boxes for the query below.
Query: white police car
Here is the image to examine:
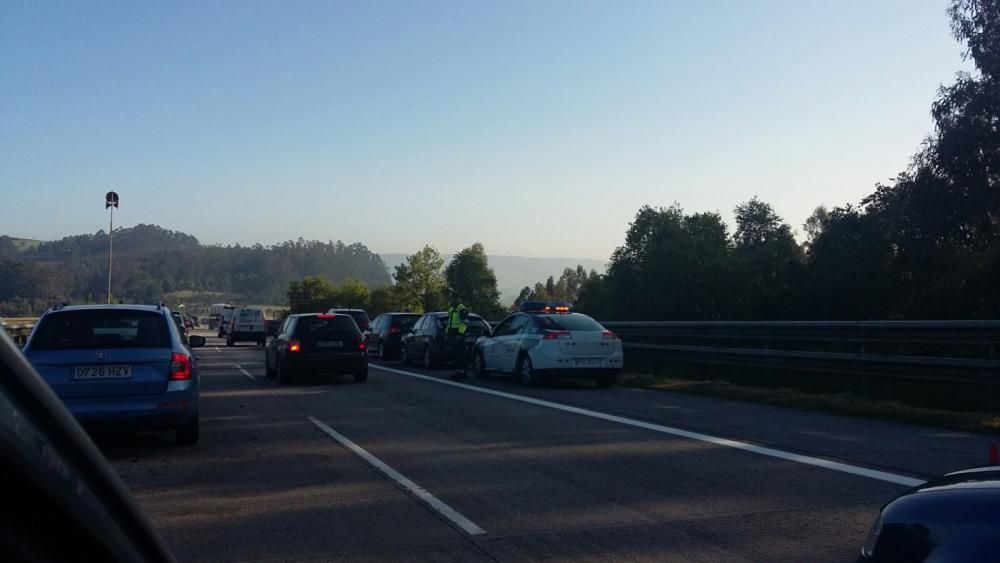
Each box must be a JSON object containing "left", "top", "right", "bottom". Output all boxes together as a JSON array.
[{"left": 472, "top": 302, "right": 623, "bottom": 387}]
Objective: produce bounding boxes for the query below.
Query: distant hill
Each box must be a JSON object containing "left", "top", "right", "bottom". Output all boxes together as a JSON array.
[
  {"left": 10, "top": 238, "right": 41, "bottom": 251},
  {"left": 380, "top": 253, "right": 607, "bottom": 304}
]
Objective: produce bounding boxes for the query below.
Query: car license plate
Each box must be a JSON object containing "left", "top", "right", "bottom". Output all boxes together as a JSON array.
[
  {"left": 316, "top": 341, "right": 343, "bottom": 348},
  {"left": 575, "top": 358, "right": 603, "bottom": 367},
  {"left": 74, "top": 365, "right": 132, "bottom": 379}
]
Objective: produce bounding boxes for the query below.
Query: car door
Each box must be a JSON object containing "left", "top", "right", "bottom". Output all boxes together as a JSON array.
[
  {"left": 403, "top": 316, "right": 426, "bottom": 358},
  {"left": 268, "top": 317, "right": 294, "bottom": 369},
  {"left": 497, "top": 315, "right": 529, "bottom": 371},
  {"left": 480, "top": 317, "right": 511, "bottom": 371}
]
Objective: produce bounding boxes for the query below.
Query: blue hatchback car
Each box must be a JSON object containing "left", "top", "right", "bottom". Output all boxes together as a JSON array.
[{"left": 23, "top": 304, "right": 203, "bottom": 445}]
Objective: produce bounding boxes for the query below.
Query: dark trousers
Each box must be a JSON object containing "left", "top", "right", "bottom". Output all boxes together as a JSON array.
[{"left": 448, "top": 330, "right": 467, "bottom": 372}]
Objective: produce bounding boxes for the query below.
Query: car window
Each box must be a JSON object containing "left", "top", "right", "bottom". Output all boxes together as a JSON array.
[
  {"left": 31, "top": 310, "right": 172, "bottom": 350},
  {"left": 535, "top": 314, "right": 603, "bottom": 331},
  {"left": 492, "top": 317, "right": 514, "bottom": 337},
  {"left": 294, "top": 316, "right": 359, "bottom": 339},
  {"left": 509, "top": 315, "right": 529, "bottom": 334},
  {"left": 392, "top": 315, "right": 420, "bottom": 330}
]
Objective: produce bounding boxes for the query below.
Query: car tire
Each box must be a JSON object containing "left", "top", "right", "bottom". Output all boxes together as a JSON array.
[
  {"left": 473, "top": 351, "right": 489, "bottom": 379},
  {"left": 378, "top": 342, "right": 386, "bottom": 361},
  {"left": 423, "top": 346, "right": 435, "bottom": 369},
  {"left": 277, "top": 360, "right": 293, "bottom": 385},
  {"left": 595, "top": 373, "right": 617, "bottom": 388},
  {"left": 176, "top": 416, "right": 199, "bottom": 445},
  {"left": 354, "top": 369, "right": 368, "bottom": 383},
  {"left": 226, "top": 337, "right": 234, "bottom": 347},
  {"left": 518, "top": 356, "right": 538, "bottom": 387}
]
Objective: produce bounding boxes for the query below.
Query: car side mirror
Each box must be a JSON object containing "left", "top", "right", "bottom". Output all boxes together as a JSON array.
[{"left": 189, "top": 335, "right": 206, "bottom": 348}]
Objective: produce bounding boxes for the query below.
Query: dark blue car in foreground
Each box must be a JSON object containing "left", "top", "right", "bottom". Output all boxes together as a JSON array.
[
  {"left": 23, "top": 304, "right": 203, "bottom": 444},
  {"left": 862, "top": 466, "right": 1000, "bottom": 562}
]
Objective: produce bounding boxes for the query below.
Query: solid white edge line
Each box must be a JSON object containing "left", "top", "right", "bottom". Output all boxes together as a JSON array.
[
  {"left": 234, "top": 363, "right": 256, "bottom": 381},
  {"left": 371, "top": 364, "right": 924, "bottom": 488},
  {"left": 306, "top": 416, "right": 486, "bottom": 536},
  {"left": 214, "top": 346, "right": 221, "bottom": 352}
]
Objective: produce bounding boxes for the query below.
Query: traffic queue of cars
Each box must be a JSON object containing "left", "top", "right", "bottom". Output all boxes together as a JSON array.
[{"left": 11, "top": 301, "right": 1000, "bottom": 560}]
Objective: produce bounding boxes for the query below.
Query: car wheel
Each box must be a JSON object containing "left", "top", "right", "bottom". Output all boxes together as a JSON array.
[
  {"left": 176, "top": 416, "right": 199, "bottom": 445},
  {"left": 354, "top": 368, "right": 368, "bottom": 383},
  {"left": 378, "top": 342, "right": 386, "bottom": 361},
  {"left": 519, "top": 356, "right": 538, "bottom": 387},
  {"left": 226, "top": 337, "right": 234, "bottom": 347},
  {"left": 473, "top": 352, "right": 489, "bottom": 379},
  {"left": 595, "top": 373, "right": 617, "bottom": 388},
  {"left": 423, "top": 346, "right": 434, "bottom": 369},
  {"left": 278, "top": 360, "right": 293, "bottom": 385}
]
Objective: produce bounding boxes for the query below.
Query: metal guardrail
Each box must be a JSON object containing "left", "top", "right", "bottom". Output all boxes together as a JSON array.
[
  {"left": 603, "top": 320, "right": 1000, "bottom": 387},
  {"left": 0, "top": 317, "right": 37, "bottom": 346}
]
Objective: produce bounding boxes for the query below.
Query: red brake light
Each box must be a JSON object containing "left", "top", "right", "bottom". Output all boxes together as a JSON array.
[
  {"left": 288, "top": 340, "right": 301, "bottom": 353},
  {"left": 602, "top": 330, "right": 618, "bottom": 340},
  {"left": 542, "top": 330, "right": 571, "bottom": 340},
  {"left": 389, "top": 326, "right": 400, "bottom": 334},
  {"left": 169, "top": 352, "right": 192, "bottom": 380},
  {"left": 318, "top": 313, "right": 335, "bottom": 318},
  {"left": 359, "top": 342, "right": 366, "bottom": 351}
]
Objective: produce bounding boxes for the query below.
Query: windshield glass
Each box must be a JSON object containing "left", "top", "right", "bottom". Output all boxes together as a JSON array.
[
  {"left": 31, "top": 310, "right": 171, "bottom": 350},
  {"left": 535, "top": 314, "right": 603, "bottom": 331}
]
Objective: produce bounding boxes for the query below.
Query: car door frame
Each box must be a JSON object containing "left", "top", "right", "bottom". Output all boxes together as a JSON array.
[
  {"left": 483, "top": 316, "right": 514, "bottom": 371},
  {"left": 268, "top": 316, "right": 295, "bottom": 370},
  {"left": 498, "top": 315, "right": 530, "bottom": 372}
]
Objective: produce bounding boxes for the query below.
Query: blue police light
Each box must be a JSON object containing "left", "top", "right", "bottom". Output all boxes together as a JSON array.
[{"left": 519, "top": 301, "right": 573, "bottom": 313}]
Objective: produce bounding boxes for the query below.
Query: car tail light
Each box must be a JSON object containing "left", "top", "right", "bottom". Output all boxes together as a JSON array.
[
  {"left": 389, "top": 326, "right": 400, "bottom": 335},
  {"left": 602, "top": 330, "right": 618, "bottom": 340},
  {"left": 318, "top": 314, "right": 335, "bottom": 318},
  {"left": 358, "top": 341, "right": 366, "bottom": 351},
  {"left": 169, "top": 352, "right": 192, "bottom": 380},
  {"left": 542, "top": 330, "right": 571, "bottom": 340},
  {"left": 288, "top": 340, "right": 301, "bottom": 353}
]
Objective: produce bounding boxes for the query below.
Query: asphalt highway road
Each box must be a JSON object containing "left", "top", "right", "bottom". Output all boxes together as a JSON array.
[{"left": 97, "top": 331, "right": 999, "bottom": 562}]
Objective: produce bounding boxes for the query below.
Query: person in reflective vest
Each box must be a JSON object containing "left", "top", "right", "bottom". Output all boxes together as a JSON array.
[{"left": 446, "top": 302, "right": 469, "bottom": 378}]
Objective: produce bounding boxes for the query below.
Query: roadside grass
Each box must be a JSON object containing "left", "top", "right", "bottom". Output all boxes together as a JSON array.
[{"left": 618, "top": 372, "right": 1000, "bottom": 434}]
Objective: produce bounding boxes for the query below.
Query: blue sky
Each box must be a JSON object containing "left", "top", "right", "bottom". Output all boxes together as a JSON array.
[{"left": 0, "top": 1, "right": 968, "bottom": 259}]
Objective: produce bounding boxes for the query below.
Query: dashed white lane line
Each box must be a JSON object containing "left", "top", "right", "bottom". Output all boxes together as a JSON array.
[
  {"left": 214, "top": 346, "right": 221, "bottom": 352},
  {"left": 306, "top": 416, "right": 486, "bottom": 536},
  {"left": 234, "top": 363, "right": 256, "bottom": 381},
  {"left": 371, "top": 364, "right": 924, "bottom": 488}
]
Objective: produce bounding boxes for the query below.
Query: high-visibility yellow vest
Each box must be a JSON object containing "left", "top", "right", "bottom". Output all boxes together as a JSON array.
[{"left": 447, "top": 305, "right": 468, "bottom": 334}]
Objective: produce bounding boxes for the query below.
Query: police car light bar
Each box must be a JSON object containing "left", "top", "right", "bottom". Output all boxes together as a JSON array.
[{"left": 519, "top": 301, "right": 573, "bottom": 313}]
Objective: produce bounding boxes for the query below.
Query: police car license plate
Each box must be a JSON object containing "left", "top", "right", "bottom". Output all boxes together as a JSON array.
[
  {"left": 74, "top": 365, "right": 132, "bottom": 379},
  {"left": 316, "top": 341, "right": 343, "bottom": 348},
  {"left": 574, "top": 358, "right": 602, "bottom": 367}
]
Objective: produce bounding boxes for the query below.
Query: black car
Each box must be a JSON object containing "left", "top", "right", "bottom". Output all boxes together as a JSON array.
[
  {"left": 365, "top": 313, "right": 421, "bottom": 360},
  {"left": 399, "top": 312, "right": 491, "bottom": 369},
  {"left": 265, "top": 313, "right": 368, "bottom": 384},
  {"left": 327, "top": 308, "right": 371, "bottom": 333},
  {"left": 861, "top": 466, "right": 1000, "bottom": 562}
]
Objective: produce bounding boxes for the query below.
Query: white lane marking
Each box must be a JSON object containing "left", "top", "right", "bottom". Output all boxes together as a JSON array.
[
  {"left": 214, "top": 347, "right": 221, "bottom": 352},
  {"left": 371, "top": 365, "right": 924, "bottom": 488},
  {"left": 307, "top": 416, "right": 486, "bottom": 536},
  {"left": 234, "top": 363, "right": 256, "bottom": 381},
  {"left": 200, "top": 362, "right": 264, "bottom": 368}
]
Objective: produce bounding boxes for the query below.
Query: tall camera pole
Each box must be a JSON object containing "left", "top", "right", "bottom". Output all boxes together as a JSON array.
[{"left": 105, "top": 191, "right": 120, "bottom": 304}]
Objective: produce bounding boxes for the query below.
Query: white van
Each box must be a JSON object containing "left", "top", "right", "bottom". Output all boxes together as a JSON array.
[{"left": 227, "top": 308, "right": 266, "bottom": 347}]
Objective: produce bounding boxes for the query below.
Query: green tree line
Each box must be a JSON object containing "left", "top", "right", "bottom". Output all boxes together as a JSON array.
[{"left": 0, "top": 224, "right": 390, "bottom": 316}]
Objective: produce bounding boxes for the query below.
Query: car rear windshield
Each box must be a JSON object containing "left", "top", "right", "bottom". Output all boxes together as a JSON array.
[
  {"left": 31, "top": 310, "right": 172, "bottom": 350},
  {"left": 333, "top": 310, "right": 369, "bottom": 325},
  {"left": 295, "top": 316, "right": 359, "bottom": 339},
  {"left": 535, "top": 314, "right": 603, "bottom": 331},
  {"left": 237, "top": 309, "right": 262, "bottom": 320},
  {"left": 391, "top": 314, "right": 420, "bottom": 329},
  {"left": 436, "top": 315, "right": 490, "bottom": 332}
]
